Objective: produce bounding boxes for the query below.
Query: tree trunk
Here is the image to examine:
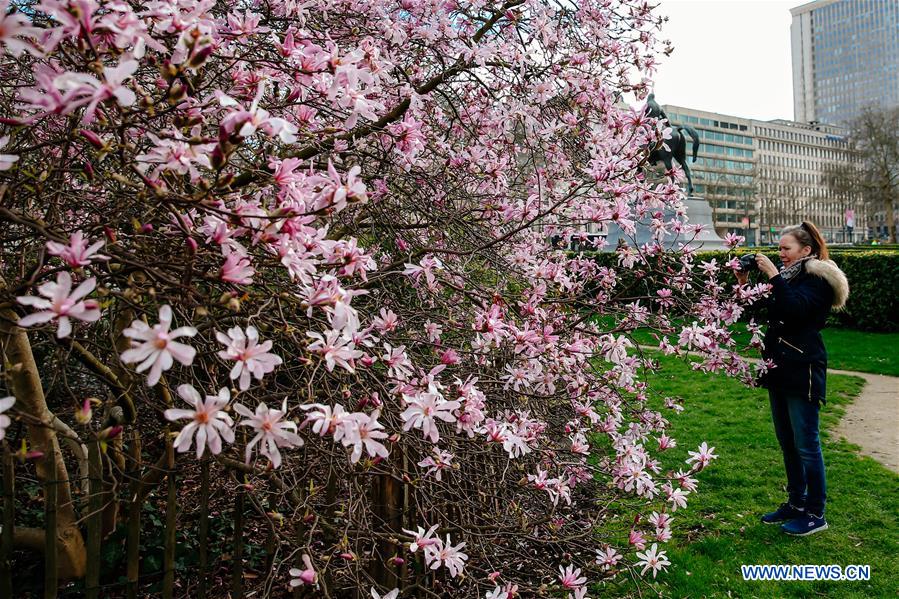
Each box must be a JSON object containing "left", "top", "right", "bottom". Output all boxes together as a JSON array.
[
  {"left": 0, "top": 294, "right": 87, "bottom": 580},
  {"left": 885, "top": 194, "right": 896, "bottom": 243},
  {"left": 369, "top": 450, "right": 404, "bottom": 590}
]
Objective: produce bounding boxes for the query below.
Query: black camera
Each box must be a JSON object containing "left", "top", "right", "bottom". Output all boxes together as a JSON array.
[{"left": 737, "top": 253, "right": 758, "bottom": 272}]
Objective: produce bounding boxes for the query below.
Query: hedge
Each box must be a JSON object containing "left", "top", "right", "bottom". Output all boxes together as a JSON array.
[{"left": 575, "top": 249, "right": 899, "bottom": 332}]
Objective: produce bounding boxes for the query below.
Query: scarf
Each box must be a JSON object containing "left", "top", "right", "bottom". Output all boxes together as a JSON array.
[{"left": 779, "top": 255, "right": 816, "bottom": 281}]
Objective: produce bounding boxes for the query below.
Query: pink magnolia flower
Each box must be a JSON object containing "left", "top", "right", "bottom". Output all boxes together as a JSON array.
[
  {"left": 401, "top": 392, "right": 460, "bottom": 443},
  {"left": 235, "top": 399, "right": 303, "bottom": 468},
  {"left": 17, "top": 272, "right": 101, "bottom": 338},
  {"left": 220, "top": 253, "right": 255, "bottom": 285},
  {"left": 288, "top": 554, "right": 316, "bottom": 587},
  {"left": 648, "top": 511, "right": 673, "bottom": 532},
  {"left": 46, "top": 230, "right": 108, "bottom": 267},
  {"left": 0, "top": 135, "right": 19, "bottom": 170},
  {"left": 665, "top": 485, "right": 690, "bottom": 512},
  {"left": 370, "top": 588, "right": 399, "bottom": 599},
  {"left": 673, "top": 469, "right": 700, "bottom": 492},
  {"left": 677, "top": 322, "right": 713, "bottom": 350},
  {"left": 136, "top": 130, "right": 214, "bottom": 181},
  {"left": 485, "top": 587, "right": 511, "bottom": 599},
  {"left": 628, "top": 529, "right": 647, "bottom": 550},
  {"left": 301, "top": 402, "right": 349, "bottom": 438},
  {"left": 120, "top": 305, "right": 197, "bottom": 386},
  {"left": 52, "top": 59, "right": 139, "bottom": 124},
  {"left": 558, "top": 564, "right": 587, "bottom": 589},
  {"left": 417, "top": 446, "right": 454, "bottom": 481},
  {"left": 403, "top": 523, "right": 440, "bottom": 553},
  {"left": 310, "top": 160, "right": 367, "bottom": 213},
  {"left": 656, "top": 434, "right": 676, "bottom": 450},
  {"left": 0, "top": 1, "right": 42, "bottom": 57},
  {"left": 686, "top": 441, "right": 718, "bottom": 471},
  {"left": 164, "top": 385, "right": 235, "bottom": 458},
  {"left": 427, "top": 535, "right": 468, "bottom": 578},
  {"left": 402, "top": 255, "right": 443, "bottom": 290},
  {"left": 219, "top": 82, "right": 298, "bottom": 143},
  {"left": 424, "top": 320, "right": 442, "bottom": 343},
  {"left": 723, "top": 232, "right": 745, "bottom": 249},
  {"left": 371, "top": 308, "right": 399, "bottom": 332},
  {"left": 595, "top": 545, "right": 622, "bottom": 570},
  {"left": 306, "top": 330, "right": 363, "bottom": 373},
  {"left": 216, "top": 325, "right": 283, "bottom": 390},
  {"left": 381, "top": 343, "right": 413, "bottom": 379},
  {"left": 439, "top": 348, "right": 460, "bottom": 365},
  {"left": 0, "top": 396, "right": 15, "bottom": 441},
  {"left": 655, "top": 288, "right": 674, "bottom": 308},
  {"left": 341, "top": 410, "right": 389, "bottom": 464},
  {"left": 634, "top": 543, "right": 671, "bottom": 578}
]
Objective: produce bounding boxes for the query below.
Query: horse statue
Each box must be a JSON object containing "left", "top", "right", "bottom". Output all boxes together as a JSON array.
[{"left": 644, "top": 94, "right": 701, "bottom": 196}]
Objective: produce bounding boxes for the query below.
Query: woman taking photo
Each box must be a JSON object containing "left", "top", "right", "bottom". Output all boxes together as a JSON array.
[{"left": 736, "top": 221, "right": 848, "bottom": 536}]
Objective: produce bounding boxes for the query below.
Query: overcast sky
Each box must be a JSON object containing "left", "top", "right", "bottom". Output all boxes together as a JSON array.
[{"left": 647, "top": 0, "right": 798, "bottom": 122}]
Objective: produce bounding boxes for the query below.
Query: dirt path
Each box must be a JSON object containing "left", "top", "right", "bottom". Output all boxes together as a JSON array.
[{"left": 830, "top": 369, "right": 899, "bottom": 474}]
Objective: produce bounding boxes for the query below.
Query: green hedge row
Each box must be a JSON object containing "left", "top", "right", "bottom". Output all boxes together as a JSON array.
[{"left": 575, "top": 249, "right": 899, "bottom": 332}]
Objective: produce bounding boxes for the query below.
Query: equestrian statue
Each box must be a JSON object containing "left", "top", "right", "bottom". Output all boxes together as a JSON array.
[{"left": 644, "top": 93, "right": 700, "bottom": 195}]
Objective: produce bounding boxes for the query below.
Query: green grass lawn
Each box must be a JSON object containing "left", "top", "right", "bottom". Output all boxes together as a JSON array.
[
  {"left": 614, "top": 321, "right": 899, "bottom": 377},
  {"left": 603, "top": 353, "right": 899, "bottom": 598}
]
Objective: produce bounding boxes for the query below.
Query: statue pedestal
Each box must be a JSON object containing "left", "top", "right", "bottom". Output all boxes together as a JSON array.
[
  {"left": 681, "top": 196, "right": 728, "bottom": 250},
  {"left": 598, "top": 196, "right": 728, "bottom": 251}
]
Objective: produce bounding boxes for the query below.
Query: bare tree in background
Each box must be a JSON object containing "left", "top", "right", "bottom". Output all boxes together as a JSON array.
[{"left": 825, "top": 107, "right": 899, "bottom": 243}]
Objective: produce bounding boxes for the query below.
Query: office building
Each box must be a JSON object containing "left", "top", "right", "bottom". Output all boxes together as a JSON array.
[
  {"left": 663, "top": 104, "right": 864, "bottom": 244},
  {"left": 791, "top": 0, "right": 899, "bottom": 126}
]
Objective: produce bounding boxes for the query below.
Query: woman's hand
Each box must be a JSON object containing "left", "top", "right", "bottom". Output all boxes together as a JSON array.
[{"left": 755, "top": 254, "right": 779, "bottom": 279}]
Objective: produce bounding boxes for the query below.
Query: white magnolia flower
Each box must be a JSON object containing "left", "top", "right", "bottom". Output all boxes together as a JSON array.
[
  {"left": 216, "top": 325, "right": 283, "bottom": 390},
  {"left": 0, "top": 396, "right": 15, "bottom": 441},
  {"left": 17, "top": 271, "right": 101, "bottom": 338},
  {"left": 235, "top": 399, "right": 303, "bottom": 468},
  {"left": 45, "top": 230, "right": 108, "bottom": 267},
  {"left": 401, "top": 392, "right": 460, "bottom": 443},
  {"left": 0, "top": 135, "right": 19, "bottom": 170},
  {"left": 634, "top": 543, "right": 671, "bottom": 578},
  {"left": 164, "top": 385, "right": 234, "bottom": 458},
  {"left": 120, "top": 305, "right": 196, "bottom": 386},
  {"left": 427, "top": 535, "right": 468, "bottom": 578}
]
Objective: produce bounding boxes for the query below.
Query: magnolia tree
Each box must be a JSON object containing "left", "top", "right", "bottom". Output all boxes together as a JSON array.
[{"left": 0, "top": 0, "right": 771, "bottom": 596}]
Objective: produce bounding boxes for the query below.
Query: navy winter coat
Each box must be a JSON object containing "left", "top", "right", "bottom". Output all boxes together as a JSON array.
[{"left": 755, "top": 259, "right": 849, "bottom": 404}]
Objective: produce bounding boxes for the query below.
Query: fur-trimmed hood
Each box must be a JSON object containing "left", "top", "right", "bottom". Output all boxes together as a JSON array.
[{"left": 805, "top": 258, "right": 849, "bottom": 310}]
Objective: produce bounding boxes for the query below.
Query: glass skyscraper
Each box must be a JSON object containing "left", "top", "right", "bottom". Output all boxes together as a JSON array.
[{"left": 791, "top": 0, "right": 899, "bottom": 126}]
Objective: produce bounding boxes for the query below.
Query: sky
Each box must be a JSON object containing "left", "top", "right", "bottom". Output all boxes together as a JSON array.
[{"left": 647, "top": 0, "right": 798, "bottom": 122}]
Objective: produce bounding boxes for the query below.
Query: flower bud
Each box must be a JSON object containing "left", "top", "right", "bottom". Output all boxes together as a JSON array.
[
  {"left": 211, "top": 145, "right": 228, "bottom": 170},
  {"left": 15, "top": 440, "right": 44, "bottom": 463},
  {"left": 188, "top": 45, "right": 214, "bottom": 69},
  {"left": 98, "top": 425, "right": 123, "bottom": 441},
  {"left": 74, "top": 399, "right": 93, "bottom": 425},
  {"left": 79, "top": 129, "right": 104, "bottom": 149}
]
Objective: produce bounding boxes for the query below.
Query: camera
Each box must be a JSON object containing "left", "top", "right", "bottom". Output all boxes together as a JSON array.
[{"left": 737, "top": 253, "right": 758, "bottom": 272}]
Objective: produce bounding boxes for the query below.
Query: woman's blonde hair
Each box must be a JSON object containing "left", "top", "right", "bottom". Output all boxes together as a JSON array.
[{"left": 781, "top": 221, "right": 829, "bottom": 261}]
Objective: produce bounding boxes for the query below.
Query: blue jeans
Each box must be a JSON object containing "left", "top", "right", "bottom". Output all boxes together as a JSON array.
[{"left": 769, "top": 389, "right": 827, "bottom": 516}]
